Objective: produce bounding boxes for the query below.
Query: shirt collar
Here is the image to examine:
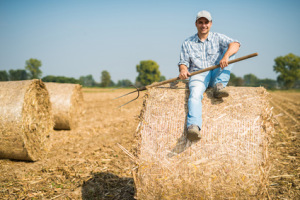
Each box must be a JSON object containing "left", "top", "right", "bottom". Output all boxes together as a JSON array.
[{"left": 195, "top": 32, "right": 212, "bottom": 42}]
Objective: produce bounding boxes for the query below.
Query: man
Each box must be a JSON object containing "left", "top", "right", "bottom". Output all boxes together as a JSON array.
[{"left": 178, "top": 10, "right": 240, "bottom": 141}]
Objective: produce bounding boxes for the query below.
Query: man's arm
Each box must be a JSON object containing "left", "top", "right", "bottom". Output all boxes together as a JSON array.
[
  {"left": 179, "top": 64, "right": 190, "bottom": 80},
  {"left": 178, "top": 41, "right": 191, "bottom": 80},
  {"left": 219, "top": 42, "right": 240, "bottom": 69}
]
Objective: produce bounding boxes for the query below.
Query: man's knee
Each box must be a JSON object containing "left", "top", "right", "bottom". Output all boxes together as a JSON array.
[{"left": 189, "top": 85, "right": 206, "bottom": 100}]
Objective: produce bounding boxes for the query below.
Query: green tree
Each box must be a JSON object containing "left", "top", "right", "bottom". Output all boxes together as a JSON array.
[
  {"left": 9, "top": 69, "right": 28, "bottom": 80},
  {"left": 79, "top": 75, "right": 96, "bottom": 87},
  {"left": 228, "top": 73, "right": 244, "bottom": 86},
  {"left": 227, "top": 73, "right": 236, "bottom": 86},
  {"left": 25, "top": 58, "right": 42, "bottom": 79},
  {"left": 243, "top": 74, "right": 258, "bottom": 86},
  {"left": 117, "top": 79, "right": 132, "bottom": 87},
  {"left": 136, "top": 60, "right": 161, "bottom": 86},
  {"left": 257, "top": 78, "right": 277, "bottom": 89},
  {"left": 42, "top": 75, "right": 80, "bottom": 84},
  {"left": 234, "top": 77, "right": 244, "bottom": 86},
  {"left": 100, "top": 70, "right": 111, "bottom": 87},
  {"left": 0, "top": 70, "right": 9, "bottom": 81},
  {"left": 273, "top": 53, "right": 300, "bottom": 89},
  {"left": 294, "top": 80, "right": 300, "bottom": 89},
  {"left": 159, "top": 75, "right": 166, "bottom": 81},
  {"left": 109, "top": 80, "right": 115, "bottom": 87}
]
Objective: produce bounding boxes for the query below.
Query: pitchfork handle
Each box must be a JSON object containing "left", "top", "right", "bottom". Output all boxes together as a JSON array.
[{"left": 145, "top": 53, "right": 258, "bottom": 90}]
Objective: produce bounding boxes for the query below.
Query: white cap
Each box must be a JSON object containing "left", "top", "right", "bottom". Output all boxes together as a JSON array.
[{"left": 196, "top": 10, "right": 212, "bottom": 21}]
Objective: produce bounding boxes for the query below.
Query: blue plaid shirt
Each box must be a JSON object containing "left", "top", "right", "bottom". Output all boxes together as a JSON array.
[{"left": 178, "top": 32, "right": 240, "bottom": 72}]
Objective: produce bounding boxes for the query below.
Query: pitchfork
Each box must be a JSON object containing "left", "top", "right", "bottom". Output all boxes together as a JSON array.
[{"left": 115, "top": 53, "right": 258, "bottom": 107}]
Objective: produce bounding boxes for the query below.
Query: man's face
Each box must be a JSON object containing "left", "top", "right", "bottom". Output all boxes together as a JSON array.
[{"left": 195, "top": 17, "right": 212, "bottom": 35}]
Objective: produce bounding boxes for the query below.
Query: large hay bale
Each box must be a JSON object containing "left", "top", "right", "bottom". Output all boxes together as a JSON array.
[
  {"left": 45, "top": 82, "right": 83, "bottom": 130},
  {"left": 0, "top": 80, "right": 53, "bottom": 161},
  {"left": 135, "top": 82, "right": 274, "bottom": 199}
]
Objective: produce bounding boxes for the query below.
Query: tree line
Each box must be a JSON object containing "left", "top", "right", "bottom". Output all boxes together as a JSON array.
[
  {"left": 0, "top": 59, "right": 123, "bottom": 87},
  {"left": 0, "top": 53, "right": 299, "bottom": 89},
  {"left": 0, "top": 59, "right": 166, "bottom": 88}
]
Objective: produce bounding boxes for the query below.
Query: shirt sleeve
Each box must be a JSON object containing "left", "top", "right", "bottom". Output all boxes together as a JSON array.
[
  {"left": 178, "top": 41, "right": 190, "bottom": 68},
  {"left": 218, "top": 33, "right": 241, "bottom": 50}
]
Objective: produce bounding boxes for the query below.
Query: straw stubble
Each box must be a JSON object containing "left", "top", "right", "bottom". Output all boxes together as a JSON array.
[
  {"left": 0, "top": 80, "right": 53, "bottom": 161},
  {"left": 135, "top": 82, "right": 274, "bottom": 199}
]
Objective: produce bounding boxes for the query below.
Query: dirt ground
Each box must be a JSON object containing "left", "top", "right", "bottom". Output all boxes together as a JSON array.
[
  {"left": 0, "top": 88, "right": 299, "bottom": 199},
  {"left": 268, "top": 91, "right": 300, "bottom": 199}
]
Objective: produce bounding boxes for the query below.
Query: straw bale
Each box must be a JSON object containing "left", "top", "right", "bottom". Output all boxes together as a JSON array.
[
  {"left": 45, "top": 83, "right": 83, "bottom": 130},
  {"left": 135, "top": 82, "right": 274, "bottom": 199},
  {"left": 0, "top": 80, "right": 53, "bottom": 161}
]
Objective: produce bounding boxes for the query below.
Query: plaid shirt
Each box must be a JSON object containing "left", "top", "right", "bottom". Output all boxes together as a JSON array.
[{"left": 178, "top": 32, "right": 240, "bottom": 72}]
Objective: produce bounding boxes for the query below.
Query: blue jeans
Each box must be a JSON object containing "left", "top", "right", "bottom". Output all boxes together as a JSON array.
[{"left": 187, "top": 55, "right": 235, "bottom": 129}]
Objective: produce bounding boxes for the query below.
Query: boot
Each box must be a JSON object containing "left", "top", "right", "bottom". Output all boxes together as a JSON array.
[
  {"left": 213, "top": 83, "right": 229, "bottom": 98},
  {"left": 187, "top": 125, "right": 201, "bottom": 141}
]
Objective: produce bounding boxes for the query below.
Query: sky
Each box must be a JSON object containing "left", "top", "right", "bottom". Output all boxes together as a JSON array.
[{"left": 0, "top": 0, "right": 299, "bottom": 83}]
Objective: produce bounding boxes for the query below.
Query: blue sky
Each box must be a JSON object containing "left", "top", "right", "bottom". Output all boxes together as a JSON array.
[{"left": 0, "top": 0, "right": 299, "bottom": 83}]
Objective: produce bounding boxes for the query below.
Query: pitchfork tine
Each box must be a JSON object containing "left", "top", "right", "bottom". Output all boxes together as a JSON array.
[
  {"left": 116, "top": 85, "right": 140, "bottom": 108},
  {"left": 113, "top": 88, "right": 138, "bottom": 100}
]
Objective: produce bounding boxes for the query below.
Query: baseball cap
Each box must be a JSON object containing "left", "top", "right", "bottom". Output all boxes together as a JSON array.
[{"left": 196, "top": 10, "right": 212, "bottom": 21}]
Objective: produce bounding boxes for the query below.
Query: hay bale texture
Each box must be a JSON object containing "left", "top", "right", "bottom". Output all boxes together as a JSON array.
[
  {"left": 135, "top": 82, "right": 274, "bottom": 199},
  {"left": 0, "top": 80, "right": 53, "bottom": 161},
  {"left": 45, "top": 82, "right": 83, "bottom": 130}
]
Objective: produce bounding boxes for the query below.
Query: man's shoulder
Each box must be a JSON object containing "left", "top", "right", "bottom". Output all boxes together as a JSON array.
[
  {"left": 209, "top": 32, "right": 227, "bottom": 39},
  {"left": 183, "top": 34, "right": 198, "bottom": 43},
  {"left": 212, "top": 32, "right": 236, "bottom": 40}
]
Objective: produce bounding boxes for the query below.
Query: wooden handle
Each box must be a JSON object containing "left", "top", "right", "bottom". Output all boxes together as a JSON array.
[
  {"left": 190, "top": 52, "right": 258, "bottom": 77},
  {"left": 145, "top": 53, "right": 258, "bottom": 90}
]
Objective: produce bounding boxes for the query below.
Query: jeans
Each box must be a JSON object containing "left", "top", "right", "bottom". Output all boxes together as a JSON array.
[{"left": 187, "top": 54, "right": 236, "bottom": 129}]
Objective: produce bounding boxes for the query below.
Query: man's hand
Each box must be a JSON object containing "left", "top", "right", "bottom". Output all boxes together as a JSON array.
[
  {"left": 219, "top": 55, "right": 229, "bottom": 69},
  {"left": 179, "top": 65, "right": 190, "bottom": 80},
  {"left": 219, "top": 42, "right": 240, "bottom": 69}
]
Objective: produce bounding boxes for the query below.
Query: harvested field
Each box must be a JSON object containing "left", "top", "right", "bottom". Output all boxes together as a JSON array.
[
  {"left": 268, "top": 90, "right": 300, "bottom": 199},
  {"left": 0, "top": 88, "right": 299, "bottom": 199},
  {"left": 0, "top": 88, "right": 143, "bottom": 199}
]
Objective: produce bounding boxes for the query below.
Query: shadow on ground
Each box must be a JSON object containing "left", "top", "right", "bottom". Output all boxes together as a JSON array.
[{"left": 82, "top": 172, "right": 135, "bottom": 200}]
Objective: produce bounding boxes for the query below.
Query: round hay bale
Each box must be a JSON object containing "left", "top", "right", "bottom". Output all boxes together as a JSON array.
[
  {"left": 44, "top": 82, "right": 83, "bottom": 130},
  {"left": 134, "top": 82, "right": 274, "bottom": 199},
  {"left": 0, "top": 79, "right": 53, "bottom": 161}
]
